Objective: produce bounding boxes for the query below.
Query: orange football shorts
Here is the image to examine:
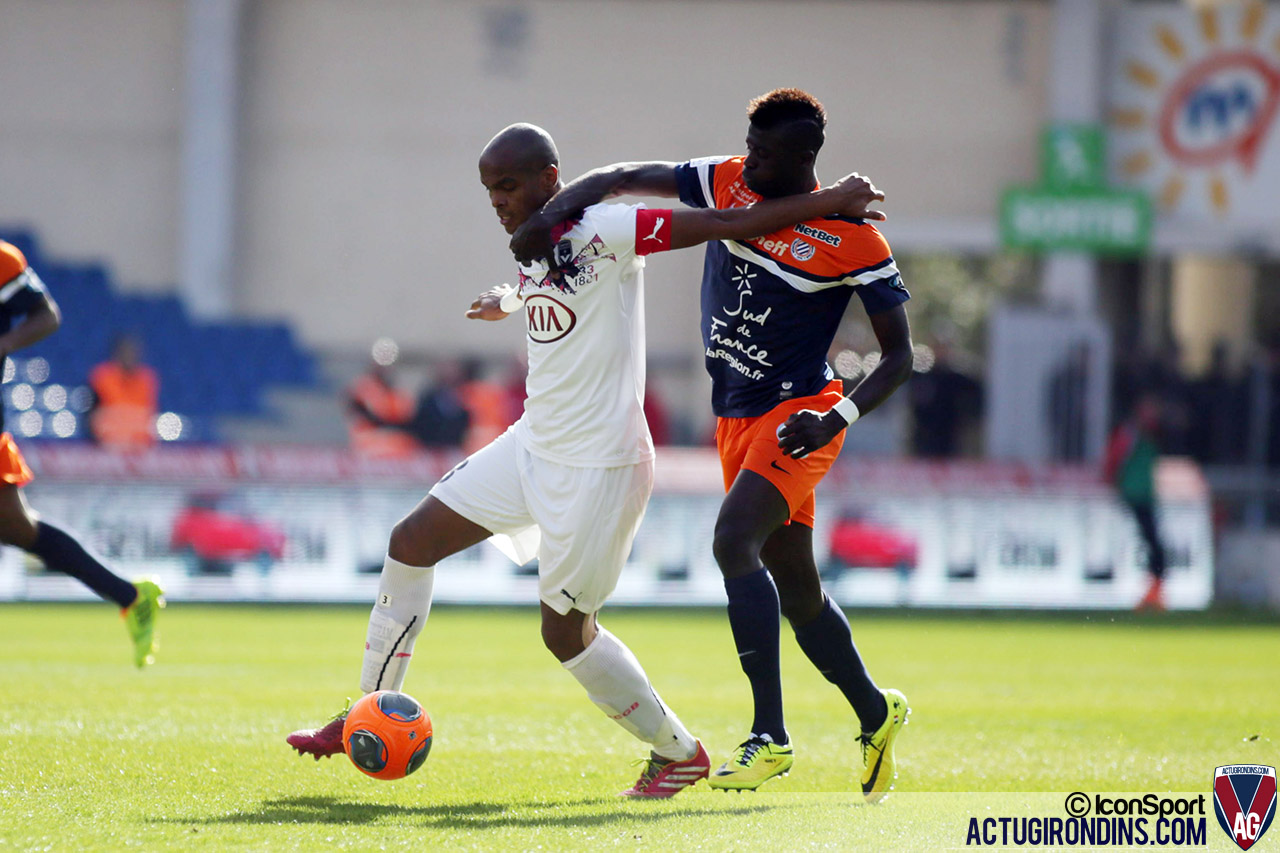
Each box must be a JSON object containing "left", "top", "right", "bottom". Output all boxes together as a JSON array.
[
  {"left": 715, "top": 379, "right": 846, "bottom": 528},
  {"left": 0, "top": 432, "right": 34, "bottom": 486}
]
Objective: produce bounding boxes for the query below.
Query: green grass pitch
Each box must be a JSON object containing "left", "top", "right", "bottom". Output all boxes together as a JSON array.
[{"left": 1, "top": 604, "right": 1276, "bottom": 851}]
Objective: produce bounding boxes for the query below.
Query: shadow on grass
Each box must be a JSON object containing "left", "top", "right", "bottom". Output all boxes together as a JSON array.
[{"left": 156, "top": 794, "right": 786, "bottom": 830}]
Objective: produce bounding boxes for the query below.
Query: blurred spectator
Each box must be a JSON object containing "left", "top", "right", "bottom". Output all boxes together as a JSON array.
[
  {"left": 1103, "top": 393, "right": 1167, "bottom": 610},
  {"left": 500, "top": 353, "right": 528, "bottom": 426},
  {"left": 908, "top": 340, "right": 982, "bottom": 458},
  {"left": 1112, "top": 338, "right": 1265, "bottom": 469},
  {"left": 410, "top": 360, "right": 469, "bottom": 449},
  {"left": 1269, "top": 340, "right": 1280, "bottom": 469},
  {"left": 88, "top": 334, "right": 158, "bottom": 450},
  {"left": 1150, "top": 342, "right": 1194, "bottom": 455},
  {"left": 459, "top": 358, "right": 515, "bottom": 454},
  {"left": 1187, "top": 341, "right": 1245, "bottom": 465},
  {"left": 347, "top": 342, "right": 419, "bottom": 458},
  {"left": 1245, "top": 336, "right": 1280, "bottom": 470},
  {"left": 644, "top": 379, "right": 672, "bottom": 447},
  {"left": 1046, "top": 341, "right": 1090, "bottom": 461}
]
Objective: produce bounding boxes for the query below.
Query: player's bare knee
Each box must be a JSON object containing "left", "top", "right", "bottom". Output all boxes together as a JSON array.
[
  {"left": 541, "top": 622, "right": 583, "bottom": 662},
  {"left": 0, "top": 515, "right": 37, "bottom": 548},
  {"left": 541, "top": 610, "right": 587, "bottom": 662},
  {"left": 711, "top": 522, "right": 761, "bottom": 576},
  {"left": 0, "top": 490, "right": 36, "bottom": 548},
  {"left": 387, "top": 515, "right": 438, "bottom": 566}
]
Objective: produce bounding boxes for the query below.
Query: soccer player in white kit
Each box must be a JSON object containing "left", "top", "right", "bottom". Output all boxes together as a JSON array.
[{"left": 287, "top": 123, "right": 886, "bottom": 797}]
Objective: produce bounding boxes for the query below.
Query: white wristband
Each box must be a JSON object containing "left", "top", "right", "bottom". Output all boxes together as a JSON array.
[
  {"left": 831, "top": 396, "right": 860, "bottom": 427},
  {"left": 496, "top": 283, "right": 524, "bottom": 314}
]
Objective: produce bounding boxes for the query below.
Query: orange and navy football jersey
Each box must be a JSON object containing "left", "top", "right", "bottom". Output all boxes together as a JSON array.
[
  {"left": 0, "top": 241, "right": 52, "bottom": 434},
  {"left": 675, "top": 156, "right": 909, "bottom": 417}
]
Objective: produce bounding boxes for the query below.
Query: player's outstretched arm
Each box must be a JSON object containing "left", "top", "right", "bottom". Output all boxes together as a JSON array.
[
  {"left": 465, "top": 286, "right": 520, "bottom": 321},
  {"left": 666, "top": 172, "right": 885, "bottom": 251},
  {"left": 777, "top": 304, "right": 913, "bottom": 459},
  {"left": 0, "top": 292, "right": 61, "bottom": 359},
  {"left": 510, "top": 162, "right": 681, "bottom": 263}
]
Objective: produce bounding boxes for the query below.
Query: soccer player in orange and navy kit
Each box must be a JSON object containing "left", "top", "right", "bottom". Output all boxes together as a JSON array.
[
  {"left": 511, "top": 89, "right": 912, "bottom": 800},
  {"left": 0, "top": 240, "right": 163, "bottom": 667}
]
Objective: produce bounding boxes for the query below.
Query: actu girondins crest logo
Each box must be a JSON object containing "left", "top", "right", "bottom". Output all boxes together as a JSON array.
[{"left": 1214, "top": 765, "right": 1276, "bottom": 850}]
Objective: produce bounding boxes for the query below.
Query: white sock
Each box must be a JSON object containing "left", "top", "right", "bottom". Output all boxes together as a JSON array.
[
  {"left": 562, "top": 627, "right": 698, "bottom": 761},
  {"left": 359, "top": 556, "right": 434, "bottom": 694}
]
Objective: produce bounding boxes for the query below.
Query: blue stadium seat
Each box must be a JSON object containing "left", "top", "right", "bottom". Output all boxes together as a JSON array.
[
  {"left": 0, "top": 230, "right": 42, "bottom": 269},
  {"left": 0, "top": 226, "right": 320, "bottom": 442}
]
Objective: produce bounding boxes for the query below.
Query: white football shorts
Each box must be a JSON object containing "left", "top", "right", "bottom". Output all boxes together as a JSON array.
[{"left": 428, "top": 425, "right": 654, "bottom": 615}]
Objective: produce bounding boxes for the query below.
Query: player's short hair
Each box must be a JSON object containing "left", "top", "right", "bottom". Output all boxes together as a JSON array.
[
  {"left": 747, "top": 88, "right": 826, "bottom": 152},
  {"left": 485, "top": 123, "right": 560, "bottom": 172}
]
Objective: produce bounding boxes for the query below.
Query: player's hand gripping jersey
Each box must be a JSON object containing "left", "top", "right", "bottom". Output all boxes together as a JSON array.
[
  {"left": 510, "top": 202, "right": 674, "bottom": 467},
  {"left": 674, "top": 156, "right": 909, "bottom": 418}
]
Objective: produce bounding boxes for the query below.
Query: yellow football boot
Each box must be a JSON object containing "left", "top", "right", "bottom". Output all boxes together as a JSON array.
[
  {"left": 860, "top": 688, "right": 909, "bottom": 803},
  {"left": 708, "top": 736, "right": 794, "bottom": 791},
  {"left": 122, "top": 579, "right": 165, "bottom": 668}
]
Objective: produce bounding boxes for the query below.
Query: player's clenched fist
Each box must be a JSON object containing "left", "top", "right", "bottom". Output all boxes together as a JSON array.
[
  {"left": 828, "top": 172, "right": 886, "bottom": 221},
  {"left": 776, "top": 408, "right": 847, "bottom": 459}
]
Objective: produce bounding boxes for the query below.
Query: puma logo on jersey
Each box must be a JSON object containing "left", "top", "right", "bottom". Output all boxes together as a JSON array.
[{"left": 643, "top": 217, "right": 665, "bottom": 241}]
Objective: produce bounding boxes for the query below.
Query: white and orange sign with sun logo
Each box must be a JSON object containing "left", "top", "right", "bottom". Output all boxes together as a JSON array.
[{"left": 1108, "top": 1, "right": 1280, "bottom": 224}]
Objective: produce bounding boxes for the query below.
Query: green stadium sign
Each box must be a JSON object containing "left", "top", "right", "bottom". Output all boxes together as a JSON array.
[
  {"left": 1040, "top": 124, "right": 1107, "bottom": 190},
  {"left": 1000, "top": 123, "right": 1151, "bottom": 253},
  {"left": 1000, "top": 187, "right": 1152, "bottom": 254}
]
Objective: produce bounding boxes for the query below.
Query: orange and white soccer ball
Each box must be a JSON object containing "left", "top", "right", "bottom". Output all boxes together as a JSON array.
[{"left": 342, "top": 690, "right": 433, "bottom": 780}]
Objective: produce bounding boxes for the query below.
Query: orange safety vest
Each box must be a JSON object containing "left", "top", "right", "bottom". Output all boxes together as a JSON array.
[
  {"left": 348, "top": 374, "right": 418, "bottom": 458},
  {"left": 89, "top": 362, "right": 158, "bottom": 449},
  {"left": 459, "top": 379, "right": 513, "bottom": 455}
]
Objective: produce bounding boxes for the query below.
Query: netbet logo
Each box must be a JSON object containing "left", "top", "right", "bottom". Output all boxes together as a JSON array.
[{"left": 794, "top": 222, "right": 841, "bottom": 246}]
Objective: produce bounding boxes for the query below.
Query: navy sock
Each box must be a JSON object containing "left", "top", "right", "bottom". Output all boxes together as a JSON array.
[
  {"left": 26, "top": 522, "right": 136, "bottom": 608},
  {"left": 724, "top": 568, "right": 787, "bottom": 744},
  {"left": 793, "top": 596, "right": 887, "bottom": 732}
]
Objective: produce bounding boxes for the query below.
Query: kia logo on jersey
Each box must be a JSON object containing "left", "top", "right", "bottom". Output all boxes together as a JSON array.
[{"left": 525, "top": 294, "right": 577, "bottom": 343}]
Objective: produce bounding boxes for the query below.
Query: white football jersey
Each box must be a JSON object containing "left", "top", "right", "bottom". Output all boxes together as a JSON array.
[{"left": 510, "top": 202, "right": 671, "bottom": 467}]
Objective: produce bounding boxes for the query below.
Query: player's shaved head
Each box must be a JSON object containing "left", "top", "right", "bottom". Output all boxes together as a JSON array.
[
  {"left": 480, "top": 123, "right": 560, "bottom": 173},
  {"left": 479, "top": 123, "right": 562, "bottom": 235},
  {"left": 747, "top": 88, "right": 826, "bottom": 154}
]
